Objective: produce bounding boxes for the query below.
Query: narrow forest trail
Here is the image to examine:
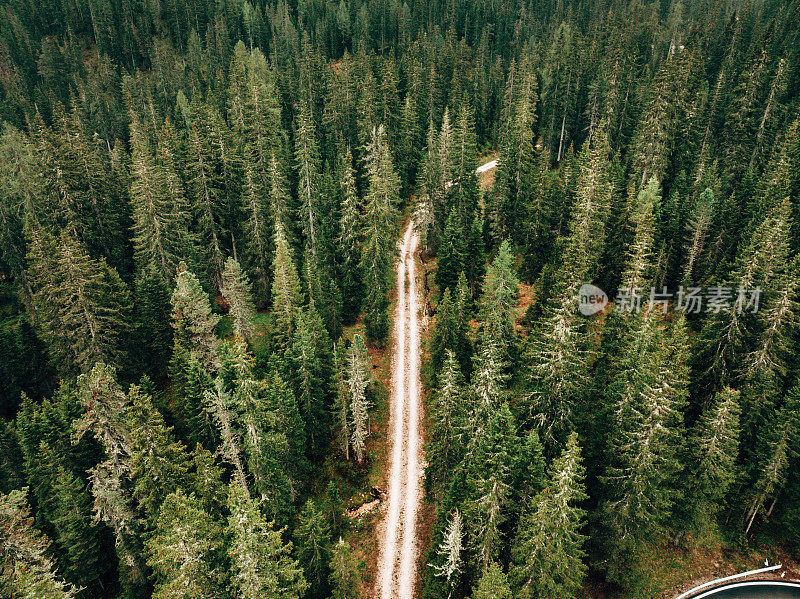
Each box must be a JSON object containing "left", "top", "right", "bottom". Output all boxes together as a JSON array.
[
  {"left": 377, "top": 220, "right": 423, "bottom": 599},
  {"left": 376, "top": 158, "right": 498, "bottom": 599}
]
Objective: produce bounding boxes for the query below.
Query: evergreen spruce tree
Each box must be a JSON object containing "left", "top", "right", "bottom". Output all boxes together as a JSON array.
[
  {"left": 295, "top": 499, "right": 331, "bottom": 599},
  {"left": 436, "top": 210, "right": 465, "bottom": 295},
  {"left": 241, "top": 159, "right": 272, "bottom": 308},
  {"left": 471, "top": 562, "right": 512, "bottom": 599},
  {"left": 462, "top": 402, "right": 518, "bottom": 570},
  {"left": 512, "top": 430, "right": 548, "bottom": 512},
  {"left": 185, "top": 100, "right": 227, "bottom": 284},
  {"left": 602, "top": 309, "right": 685, "bottom": 577},
  {"left": 525, "top": 285, "right": 587, "bottom": 451},
  {"left": 221, "top": 257, "right": 257, "bottom": 339},
  {"left": 347, "top": 334, "right": 370, "bottom": 464},
  {"left": 333, "top": 343, "right": 351, "bottom": 460},
  {"left": 360, "top": 124, "right": 399, "bottom": 344},
  {"left": 35, "top": 104, "right": 129, "bottom": 272},
  {"left": 0, "top": 489, "right": 79, "bottom": 599},
  {"left": 48, "top": 463, "right": 107, "bottom": 590},
  {"left": 239, "top": 365, "right": 295, "bottom": 525},
  {"left": 289, "top": 308, "right": 331, "bottom": 458},
  {"left": 630, "top": 54, "right": 696, "bottom": 188},
  {"left": 271, "top": 222, "right": 301, "bottom": 346},
  {"left": 87, "top": 463, "right": 147, "bottom": 589},
  {"left": 267, "top": 152, "right": 293, "bottom": 247},
  {"left": 469, "top": 340, "right": 509, "bottom": 430},
  {"left": 204, "top": 377, "right": 250, "bottom": 497},
  {"left": 427, "top": 352, "right": 468, "bottom": 494},
  {"left": 0, "top": 124, "right": 38, "bottom": 314},
  {"left": 146, "top": 491, "right": 225, "bottom": 599},
  {"left": 338, "top": 148, "right": 364, "bottom": 322},
  {"left": 226, "top": 482, "right": 308, "bottom": 599},
  {"left": 464, "top": 218, "right": 487, "bottom": 298},
  {"left": 619, "top": 176, "right": 661, "bottom": 293},
  {"left": 397, "top": 95, "right": 421, "bottom": 198},
  {"left": 323, "top": 51, "right": 358, "bottom": 153},
  {"left": 510, "top": 432, "right": 587, "bottom": 599},
  {"left": 329, "top": 538, "right": 361, "bottom": 599},
  {"left": 561, "top": 118, "right": 613, "bottom": 282},
  {"left": 72, "top": 364, "right": 147, "bottom": 588},
  {"left": 128, "top": 386, "right": 192, "bottom": 526},
  {"left": 27, "top": 229, "right": 131, "bottom": 375},
  {"left": 742, "top": 387, "right": 800, "bottom": 535},
  {"left": 157, "top": 119, "right": 190, "bottom": 229},
  {"left": 429, "top": 109, "right": 453, "bottom": 230},
  {"left": 302, "top": 245, "right": 343, "bottom": 341},
  {"left": 129, "top": 116, "right": 189, "bottom": 281},
  {"left": 295, "top": 98, "right": 323, "bottom": 259},
  {"left": 73, "top": 362, "right": 133, "bottom": 471},
  {"left": 689, "top": 387, "right": 741, "bottom": 527},
  {"left": 430, "top": 284, "right": 473, "bottom": 379},
  {"left": 489, "top": 64, "right": 538, "bottom": 243},
  {"left": 325, "top": 481, "right": 345, "bottom": 541},
  {"left": 0, "top": 422, "right": 24, "bottom": 495},
  {"left": 431, "top": 509, "right": 463, "bottom": 598},
  {"left": 681, "top": 187, "right": 716, "bottom": 285},
  {"left": 187, "top": 442, "right": 228, "bottom": 517},
  {"left": 171, "top": 263, "right": 221, "bottom": 371},
  {"left": 356, "top": 65, "right": 380, "bottom": 148},
  {"left": 698, "top": 196, "right": 793, "bottom": 389},
  {"left": 520, "top": 150, "right": 556, "bottom": 280},
  {"left": 269, "top": 363, "right": 309, "bottom": 483},
  {"left": 131, "top": 265, "right": 174, "bottom": 381},
  {"left": 173, "top": 353, "right": 217, "bottom": 448},
  {"left": 416, "top": 125, "right": 439, "bottom": 254},
  {"left": 448, "top": 104, "right": 479, "bottom": 220},
  {"left": 478, "top": 240, "right": 519, "bottom": 357}
]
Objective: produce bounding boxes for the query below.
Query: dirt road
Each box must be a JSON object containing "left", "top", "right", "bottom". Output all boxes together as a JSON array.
[
  {"left": 377, "top": 220, "right": 423, "bottom": 599},
  {"left": 376, "top": 159, "right": 498, "bottom": 598}
]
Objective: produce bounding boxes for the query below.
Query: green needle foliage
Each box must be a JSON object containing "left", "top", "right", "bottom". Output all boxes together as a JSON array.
[{"left": 1, "top": 3, "right": 799, "bottom": 598}]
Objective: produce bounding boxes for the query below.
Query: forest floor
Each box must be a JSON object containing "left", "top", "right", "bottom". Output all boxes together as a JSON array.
[{"left": 477, "top": 152, "right": 498, "bottom": 189}]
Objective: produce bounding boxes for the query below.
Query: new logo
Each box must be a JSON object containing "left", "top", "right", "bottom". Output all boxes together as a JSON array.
[{"left": 577, "top": 283, "right": 608, "bottom": 316}]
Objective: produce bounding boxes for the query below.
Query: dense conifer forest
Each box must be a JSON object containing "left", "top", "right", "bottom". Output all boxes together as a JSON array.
[{"left": 0, "top": 0, "right": 799, "bottom": 596}]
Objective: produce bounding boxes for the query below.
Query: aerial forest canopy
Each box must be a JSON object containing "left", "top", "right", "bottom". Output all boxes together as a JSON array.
[{"left": 0, "top": 0, "right": 799, "bottom": 596}]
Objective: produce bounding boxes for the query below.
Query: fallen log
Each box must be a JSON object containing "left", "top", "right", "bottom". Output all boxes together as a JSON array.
[{"left": 346, "top": 499, "right": 380, "bottom": 519}]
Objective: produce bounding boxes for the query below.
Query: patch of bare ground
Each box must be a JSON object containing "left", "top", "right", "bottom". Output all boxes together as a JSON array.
[
  {"left": 477, "top": 153, "right": 499, "bottom": 190},
  {"left": 514, "top": 282, "right": 537, "bottom": 329}
]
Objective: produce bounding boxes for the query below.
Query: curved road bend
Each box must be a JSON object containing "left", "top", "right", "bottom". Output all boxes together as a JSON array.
[
  {"left": 377, "top": 220, "right": 423, "bottom": 599},
  {"left": 691, "top": 582, "right": 800, "bottom": 598}
]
